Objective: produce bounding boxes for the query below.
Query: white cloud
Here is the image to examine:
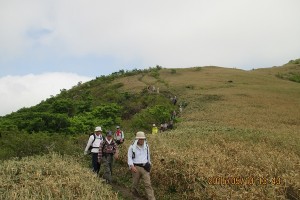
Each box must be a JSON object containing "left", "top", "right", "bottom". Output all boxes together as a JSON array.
[
  {"left": 0, "top": 0, "right": 300, "bottom": 71},
  {"left": 0, "top": 73, "right": 92, "bottom": 116}
]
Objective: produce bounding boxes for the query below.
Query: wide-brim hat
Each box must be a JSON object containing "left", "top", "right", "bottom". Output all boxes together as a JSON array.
[
  {"left": 136, "top": 131, "right": 146, "bottom": 139},
  {"left": 94, "top": 126, "right": 102, "bottom": 132},
  {"left": 116, "top": 126, "right": 120, "bottom": 129}
]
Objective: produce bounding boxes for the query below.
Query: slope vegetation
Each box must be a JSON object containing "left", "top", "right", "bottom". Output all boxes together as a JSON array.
[
  {"left": 1, "top": 63, "right": 299, "bottom": 199},
  {"left": 113, "top": 65, "right": 300, "bottom": 199}
]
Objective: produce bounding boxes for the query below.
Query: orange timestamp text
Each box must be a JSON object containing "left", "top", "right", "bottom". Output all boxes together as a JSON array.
[{"left": 207, "top": 176, "right": 282, "bottom": 186}]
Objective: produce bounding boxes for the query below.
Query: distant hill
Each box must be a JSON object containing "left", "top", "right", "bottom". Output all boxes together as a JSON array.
[{"left": 0, "top": 60, "right": 300, "bottom": 199}]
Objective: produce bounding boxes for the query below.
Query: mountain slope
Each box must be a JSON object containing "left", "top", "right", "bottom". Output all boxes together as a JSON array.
[
  {"left": 1, "top": 62, "right": 300, "bottom": 199},
  {"left": 113, "top": 64, "right": 300, "bottom": 199}
]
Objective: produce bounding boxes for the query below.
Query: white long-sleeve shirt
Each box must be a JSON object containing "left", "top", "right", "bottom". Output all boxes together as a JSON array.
[
  {"left": 84, "top": 134, "right": 103, "bottom": 153},
  {"left": 128, "top": 141, "right": 151, "bottom": 167}
]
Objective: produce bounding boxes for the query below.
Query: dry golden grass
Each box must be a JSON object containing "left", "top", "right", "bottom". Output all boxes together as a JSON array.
[
  {"left": 114, "top": 73, "right": 169, "bottom": 93},
  {"left": 115, "top": 65, "right": 300, "bottom": 199},
  {"left": 114, "top": 74, "right": 146, "bottom": 92},
  {"left": 0, "top": 153, "right": 118, "bottom": 200},
  {"left": 147, "top": 127, "right": 299, "bottom": 199}
]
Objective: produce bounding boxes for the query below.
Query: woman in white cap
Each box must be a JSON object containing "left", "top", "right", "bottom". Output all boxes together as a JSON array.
[
  {"left": 128, "top": 131, "right": 156, "bottom": 200},
  {"left": 84, "top": 126, "right": 103, "bottom": 175}
]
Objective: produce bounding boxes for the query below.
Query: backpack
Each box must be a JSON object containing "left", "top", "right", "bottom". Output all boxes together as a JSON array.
[
  {"left": 88, "top": 134, "right": 96, "bottom": 151},
  {"left": 101, "top": 137, "right": 117, "bottom": 153}
]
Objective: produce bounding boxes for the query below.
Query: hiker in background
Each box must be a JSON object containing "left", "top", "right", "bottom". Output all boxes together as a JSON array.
[
  {"left": 147, "top": 85, "right": 156, "bottom": 93},
  {"left": 128, "top": 131, "right": 156, "bottom": 200},
  {"left": 173, "top": 96, "right": 177, "bottom": 105},
  {"left": 179, "top": 105, "right": 183, "bottom": 113},
  {"left": 163, "top": 122, "right": 168, "bottom": 131},
  {"left": 160, "top": 123, "right": 164, "bottom": 133},
  {"left": 98, "top": 131, "right": 118, "bottom": 184},
  {"left": 168, "top": 120, "right": 174, "bottom": 129},
  {"left": 152, "top": 124, "right": 158, "bottom": 134},
  {"left": 157, "top": 87, "right": 159, "bottom": 94},
  {"left": 84, "top": 126, "right": 103, "bottom": 175},
  {"left": 152, "top": 85, "right": 156, "bottom": 92},
  {"left": 160, "top": 122, "right": 167, "bottom": 132},
  {"left": 114, "top": 125, "right": 125, "bottom": 145},
  {"left": 171, "top": 110, "right": 177, "bottom": 120}
]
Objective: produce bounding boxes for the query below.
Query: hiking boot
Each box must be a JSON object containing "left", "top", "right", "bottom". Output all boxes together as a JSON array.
[
  {"left": 131, "top": 188, "right": 141, "bottom": 196},
  {"left": 100, "top": 178, "right": 106, "bottom": 183}
]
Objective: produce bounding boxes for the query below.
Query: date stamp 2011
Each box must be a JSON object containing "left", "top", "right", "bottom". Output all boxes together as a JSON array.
[{"left": 207, "top": 176, "right": 282, "bottom": 186}]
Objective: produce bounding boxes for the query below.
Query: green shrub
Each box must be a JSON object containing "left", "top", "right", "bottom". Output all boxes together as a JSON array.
[
  {"left": 171, "top": 69, "right": 177, "bottom": 74},
  {"left": 0, "top": 132, "right": 83, "bottom": 160},
  {"left": 276, "top": 73, "right": 284, "bottom": 79},
  {"left": 288, "top": 58, "right": 300, "bottom": 64},
  {"left": 289, "top": 74, "right": 300, "bottom": 83},
  {"left": 186, "top": 85, "right": 194, "bottom": 89},
  {"left": 131, "top": 104, "right": 173, "bottom": 130},
  {"left": 150, "top": 70, "right": 160, "bottom": 78},
  {"left": 194, "top": 67, "right": 202, "bottom": 71}
]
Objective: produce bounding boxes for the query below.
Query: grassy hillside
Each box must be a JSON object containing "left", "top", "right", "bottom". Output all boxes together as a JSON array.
[
  {"left": 0, "top": 62, "right": 299, "bottom": 199},
  {"left": 112, "top": 64, "right": 300, "bottom": 199},
  {"left": 0, "top": 153, "right": 118, "bottom": 200},
  {"left": 174, "top": 66, "right": 299, "bottom": 199}
]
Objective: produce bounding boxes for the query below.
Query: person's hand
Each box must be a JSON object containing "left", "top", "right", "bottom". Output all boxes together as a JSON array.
[
  {"left": 84, "top": 151, "right": 88, "bottom": 155},
  {"left": 130, "top": 165, "right": 137, "bottom": 173},
  {"left": 114, "top": 153, "right": 119, "bottom": 160},
  {"left": 98, "top": 159, "right": 101, "bottom": 164}
]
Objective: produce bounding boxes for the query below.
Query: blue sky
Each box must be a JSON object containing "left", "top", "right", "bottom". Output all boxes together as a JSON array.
[{"left": 1, "top": 0, "right": 300, "bottom": 116}]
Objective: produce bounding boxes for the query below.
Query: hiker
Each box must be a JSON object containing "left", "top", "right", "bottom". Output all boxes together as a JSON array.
[
  {"left": 152, "top": 124, "right": 158, "bottom": 134},
  {"left": 152, "top": 85, "right": 156, "bottom": 92},
  {"left": 171, "top": 110, "right": 176, "bottom": 120},
  {"left": 160, "top": 123, "right": 167, "bottom": 132},
  {"left": 128, "top": 131, "right": 156, "bottom": 200},
  {"left": 114, "top": 125, "right": 125, "bottom": 145},
  {"left": 173, "top": 96, "right": 177, "bottom": 105},
  {"left": 179, "top": 105, "right": 183, "bottom": 113},
  {"left": 160, "top": 123, "right": 164, "bottom": 132},
  {"left": 98, "top": 131, "right": 118, "bottom": 184},
  {"left": 157, "top": 87, "right": 159, "bottom": 94},
  {"left": 163, "top": 122, "right": 168, "bottom": 131},
  {"left": 84, "top": 126, "right": 103, "bottom": 174},
  {"left": 168, "top": 120, "right": 174, "bottom": 129}
]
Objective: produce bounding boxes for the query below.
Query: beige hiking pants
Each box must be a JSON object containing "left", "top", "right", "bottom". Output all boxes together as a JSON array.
[{"left": 132, "top": 166, "right": 156, "bottom": 200}]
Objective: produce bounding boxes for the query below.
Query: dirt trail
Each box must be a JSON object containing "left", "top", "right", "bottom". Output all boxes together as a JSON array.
[{"left": 111, "top": 183, "right": 147, "bottom": 200}]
